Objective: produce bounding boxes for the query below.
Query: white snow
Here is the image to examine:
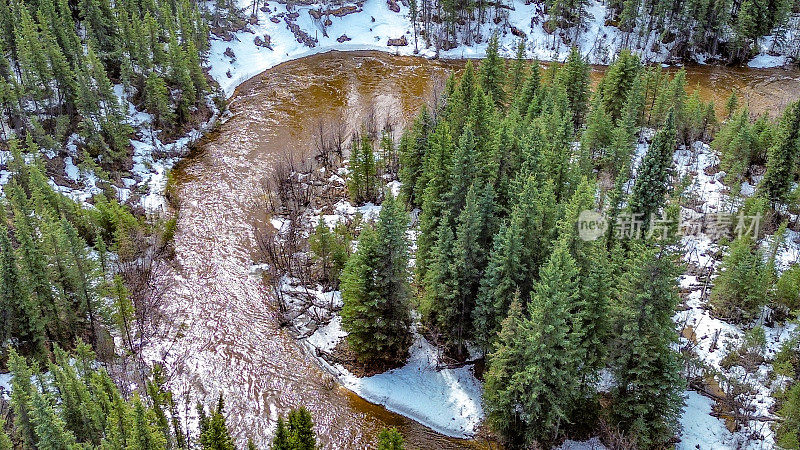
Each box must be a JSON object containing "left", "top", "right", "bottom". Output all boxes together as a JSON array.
[
  {"left": 678, "top": 391, "right": 735, "bottom": 449},
  {"left": 316, "top": 324, "right": 484, "bottom": 438}
]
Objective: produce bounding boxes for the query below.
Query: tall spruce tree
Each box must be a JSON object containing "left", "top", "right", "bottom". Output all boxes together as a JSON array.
[
  {"left": 629, "top": 110, "right": 676, "bottom": 231},
  {"left": 340, "top": 192, "right": 412, "bottom": 364},
  {"left": 761, "top": 101, "right": 800, "bottom": 205},
  {"left": 479, "top": 33, "right": 506, "bottom": 108},
  {"left": 611, "top": 244, "right": 684, "bottom": 448}
]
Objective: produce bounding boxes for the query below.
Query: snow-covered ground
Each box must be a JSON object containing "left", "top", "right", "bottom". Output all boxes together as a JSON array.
[
  {"left": 669, "top": 141, "right": 798, "bottom": 448},
  {"left": 313, "top": 321, "right": 485, "bottom": 437}
]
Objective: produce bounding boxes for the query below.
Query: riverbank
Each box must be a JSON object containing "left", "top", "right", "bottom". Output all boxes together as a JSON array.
[{"left": 209, "top": 0, "right": 798, "bottom": 98}]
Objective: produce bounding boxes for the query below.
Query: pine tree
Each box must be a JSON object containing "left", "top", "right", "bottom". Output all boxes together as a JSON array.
[
  {"left": 629, "top": 110, "right": 676, "bottom": 231},
  {"left": 776, "top": 382, "right": 800, "bottom": 449},
  {"left": 144, "top": 72, "right": 175, "bottom": 129},
  {"left": 436, "top": 182, "right": 497, "bottom": 355},
  {"left": 611, "top": 244, "right": 684, "bottom": 448},
  {"left": 1, "top": 217, "right": 46, "bottom": 356},
  {"left": 377, "top": 428, "right": 404, "bottom": 450},
  {"left": 398, "top": 108, "right": 432, "bottom": 205},
  {"left": 479, "top": 33, "right": 505, "bottom": 108},
  {"left": 473, "top": 178, "right": 557, "bottom": 350},
  {"left": 8, "top": 349, "right": 39, "bottom": 448},
  {"left": 287, "top": 407, "right": 315, "bottom": 450},
  {"left": 481, "top": 297, "right": 527, "bottom": 447},
  {"left": 131, "top": 395, "right": 169, "bottom": 450},
  {"left": 347, "top": 132, "right": 378, "bottom": 204},
  {"left": 709, "top": 235, "right": 771, "bottom": 322},
  {"left": 340, "top": 192, "right": 411, "bottom": 364},
  {"left": 599, "top": 50, "right": 641, "bottom": 123},
  {"left": 761, "top": 101, "right": 800, "bottom": 205},
  {"left": 29, "top": 390, "right": 78, "bottom": 450},
  {"left": 199, "top": 409, "right": 235, "bottom": 450},
  {"left": 581, "top": 93, "right": 614, "bottom": 164},
  {"left": 272, "top": 417, "right": 291, "bottom": 450},
  {"left": 509, "top": 40, "right": 527, "bottom": 96},
  {"left": 516, "top": 59, "right": 541, "bottom": 117},
  {"left": 415, "top": 121, "right": 454, "bottom": 279},
  {"left": 557, "top": 47, "right": 590, "bottom": 130},
  {"left": 484, "top": 241, "right": 582, "bottom": 446}
]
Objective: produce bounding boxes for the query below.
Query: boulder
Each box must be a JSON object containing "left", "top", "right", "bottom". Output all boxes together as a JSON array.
[{"left": 387, "top": 35, "right": 408, "bottom": 46}]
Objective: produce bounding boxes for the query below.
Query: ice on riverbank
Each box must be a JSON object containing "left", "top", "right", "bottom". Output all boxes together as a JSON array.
[{"left": 305, "top": 318, "right": 485, "bottom": 438}]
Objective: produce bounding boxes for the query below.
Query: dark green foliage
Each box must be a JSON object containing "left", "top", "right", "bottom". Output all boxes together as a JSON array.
[
  {"left": 348, "top": 132, "right": 379, "bottom": 204},
  {"left": 473, "top": 178, "right": 557, "bottom": 350},
  {"left": 479, "top": 33, "right": 506, "bottom": 107},
  {"left": 272, "top": 407, "right": 316, "bottom": 450},
  {"left": 199, "top": 395, "right": 236, "bottom": 450},
  {"left": 629, "top": 111, "right": 676, "bottom": 230},
  {"left": 777, "top": 382, "right": 800, "bottom": 449},
  {"left": 377, "top": 428, "right": 404, "bottom": 450},
  {"left": 399, "top": 108, "right": 433, "bottom": 206},
  {"left": 557, "top": 47, "right": 591, "bottom": 130},
  {"left": 610, "top": 244, "right": 685, "bottom": 448},
  {"left": 483, "top": 241, "right": 583, "bottom": 446},
  {"left": 6, "top": 344, "right": 177, "bottom": 449},
  {"left": 2, "top": 0, "right": 212, "bottom": 166},
  {"left": 761, "top": 101, "right": 800, "bottom": 205},
  {"left": 710, "top": 235, "right": 772, "bottom": 322},
  {"left": 309, "top": 218, "right": 351, "bottom": 288},
  {"left": 341, "top": 193, "right": 412, "bottom": 364},
  {"left": 0, "top": 145, "right": 142, "bottom": 360}
]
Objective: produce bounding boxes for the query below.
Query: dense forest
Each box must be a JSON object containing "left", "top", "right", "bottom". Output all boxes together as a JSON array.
[
  {"left": 302, "top": 38, "right": 800, "bottom": 447},
  {"left": 0, "top": 0, "right": 228, "bottom": 173}
]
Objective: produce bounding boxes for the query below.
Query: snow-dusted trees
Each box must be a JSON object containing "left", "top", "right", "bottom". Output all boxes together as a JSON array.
[{"left": 1, "top": 0, "right": 213, "bottom": 166}]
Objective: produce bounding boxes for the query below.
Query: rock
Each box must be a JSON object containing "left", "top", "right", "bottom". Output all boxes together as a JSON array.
[
  {"left": 223, "top": 47, "right": 236, "bottom": 60},
  {"left": 387, "top": 0, "right": 400, "bottom": 12},
  {"left": 248, "top": 15, "right": 258, "bottom": 24},
  {"left": 510, "top": 26, "right": 526, "bottom": 38},
  {"left": 337, "top": 34, "right": 351, "bottom": 43},
  {"left": 324, "top": 18, "right": 332, "bottom": 26},
  {"left": 285, "top": 19, "right": 317, "bottom": 48},
  {"left": 387, "top": 35, "right": 408, "bottom": 46},
  {"left": 309, "top": 8, "right": 322, "bottom": 19},
  {"left": 254, "top": 35, "right": 273, "bottom": 50},
  {"left": 260, "top": 5, "right": 270, "bottom": 12},
  {"left": 286, "top": 11, "right": 299, "bottom": 19},
  {"left": 225, "top": 70, "right": 232, "bottom": 78},
  {"left": 270, "top": 16, "right": 280, "bottom": 23}
]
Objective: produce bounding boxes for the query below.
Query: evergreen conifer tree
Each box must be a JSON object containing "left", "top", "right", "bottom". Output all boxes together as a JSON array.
[
  {"left": 340, "top": 192, "right": 411, "bottom": 364},
  {"left": 377, "top": 428, "right": 404, "bottom": 450}
]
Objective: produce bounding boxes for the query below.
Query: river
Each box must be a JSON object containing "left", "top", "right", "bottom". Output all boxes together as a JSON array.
[{"left": 155, "top": 51, "right": 800, "bottom": 449}]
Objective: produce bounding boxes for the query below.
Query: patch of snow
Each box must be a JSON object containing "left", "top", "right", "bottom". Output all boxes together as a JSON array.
[
  {"left": 557, "top": 437, "right": 607, "bottom": 450},
  {"left": 678, "top": 391, "right": 735, "bottom": 449},
  {"left": 330, "top": 329, "right": 484, "bottom": 438},
  {"left": 64, "top": 156, "right": 80, "bottom": 182}
]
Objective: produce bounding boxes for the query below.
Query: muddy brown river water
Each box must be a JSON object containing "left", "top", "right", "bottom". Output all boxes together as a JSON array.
[{"left": 158, "top": 51, "right": 800, "bottom": 449}]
